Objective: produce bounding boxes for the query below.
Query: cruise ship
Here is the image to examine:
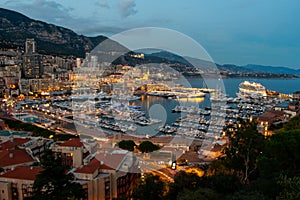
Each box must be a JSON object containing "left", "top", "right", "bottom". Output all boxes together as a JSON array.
[{"left": 237, "top": 81, "right": 267, "bottom": 98}]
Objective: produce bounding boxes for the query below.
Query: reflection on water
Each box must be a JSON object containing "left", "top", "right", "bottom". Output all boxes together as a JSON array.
[
  {"left": 177, "top": 97, "right": 204, "bottom": 103},
  {"left": 127, "top": 94, "right": 208, "bottom": 136},
  {"left": 122, "top": 77, "right": 300, "bottom": 136}
]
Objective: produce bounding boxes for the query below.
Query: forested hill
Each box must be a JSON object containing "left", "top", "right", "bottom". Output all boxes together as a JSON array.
[{"left": 0, "top": 8, "right": 107, "bottom": 57}]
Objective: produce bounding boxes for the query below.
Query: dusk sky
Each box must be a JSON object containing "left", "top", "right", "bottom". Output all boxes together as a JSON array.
[{"left": 2, "top": 0, "right": 300, "bottom": 68}]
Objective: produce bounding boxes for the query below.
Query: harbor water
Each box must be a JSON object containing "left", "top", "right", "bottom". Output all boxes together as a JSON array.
[{"left": 128, "top": 77, "right": 300, "bottom": 136}]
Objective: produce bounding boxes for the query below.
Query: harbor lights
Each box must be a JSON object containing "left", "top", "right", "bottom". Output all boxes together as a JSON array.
[{"left": 222, "top": 131, "right": 226, "bottom": 137}]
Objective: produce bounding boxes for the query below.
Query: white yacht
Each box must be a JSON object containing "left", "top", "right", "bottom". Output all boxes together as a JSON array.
[{"left": 237, "top": 81, "right": 267, "bottom": 98}]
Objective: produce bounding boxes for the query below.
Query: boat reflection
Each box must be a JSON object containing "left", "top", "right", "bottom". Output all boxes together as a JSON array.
[{"left": 177, "top": 97, "right": 205, "bottom": 103}]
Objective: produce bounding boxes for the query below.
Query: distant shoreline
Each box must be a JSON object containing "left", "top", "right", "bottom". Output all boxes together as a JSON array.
[{"left": 183, "top": 74, "right": 299, "bottom": 79}]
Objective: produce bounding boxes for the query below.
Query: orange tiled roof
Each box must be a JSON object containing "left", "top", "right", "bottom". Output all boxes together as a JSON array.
[
  {"left": 0, "top": 138, "right": 31, "bottom": 150},
  {"left": 0, "top": 166, "right": 43, "bottom": 181},
  {"left": 95, "top": 153, "right": 126, "bottom": 170},
  {"left": 0, "top": 149, "right": 34, "bottom": 168},
  {"left": 59, "top": 138, "right": 83, "bottom": 148},
  {"left": 74, "top": 158, "right": 113, "bottom": 174},
  {"left": 258, "top": 110, "right": 284, "bottom": 122}
]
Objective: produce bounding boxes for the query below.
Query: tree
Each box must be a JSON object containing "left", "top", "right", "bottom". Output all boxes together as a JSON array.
[
  {"left": 261, "top": 130, "right": 300, "bottom": 174},
  {"left": 200, "top": 174, "right": 241, "bottom": 195},
  {"left": 118, "top": 140, "right": 136, "bottom": 151},
  {"left": 29, "top": 150, "right": 85, "bottom": 200},
  {"left": 167, "top": 171, "right": 201, "bottom": 199},
  {"left": 247, "top": 176, "right": 280, "bottom": 199},
  {"left": 138, "top": 141, "right": 160, "bottom": 153},
  {"left": 132, "top": 174, "right": 166, "bottom": 200},
  {"left": 223, "top": 120, "right": 265, "bottom": 184},
  {"left": 177, "top": 188, "right": 219, "bottom": 200},
  {"left": 277, "top": 174, "right": 300, "bottom": 200},
  {"left": 227, "top": 190, "right": 267, "bottom": 200},
  {"left": 282, "top": 115, "right": 300, "bottom": 131}
]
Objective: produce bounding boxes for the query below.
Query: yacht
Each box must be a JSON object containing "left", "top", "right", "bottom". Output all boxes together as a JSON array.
[
  {"left": 111, "top": 94, "right": 141, "bottom": 101},
  {"left": 210, "top": 90, "right": 228, "bottom": 102},
  {"left": 237, "top": 81, "right": 267, "bottom": 98}
]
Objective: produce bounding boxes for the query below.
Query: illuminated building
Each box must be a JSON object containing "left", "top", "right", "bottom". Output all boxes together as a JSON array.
[
  {"left": 25, "top": 39, "right": 36, "bottom": 54},
  {"left": 257, "top": 110, "right": 285, "bottom": 136},
  {"left": 22, "top": 54, "right": 42, "bottom": 79},
  {"left": 22, "top": 39, "right": 43, "bottom": 79}
]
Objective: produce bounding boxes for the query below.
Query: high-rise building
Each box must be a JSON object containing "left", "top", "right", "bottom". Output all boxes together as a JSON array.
[
  {"left": 25, "top": 39, "right": 36, "bottom": 54},
  {"left": 22, "top": 39, "right": 43, "bottom": 79},
  {"left": 22, "top": 54, "right": 42, "bottom": 79},
  {"left": 90, "top": 55, "right": 98, "bottom": 68}
]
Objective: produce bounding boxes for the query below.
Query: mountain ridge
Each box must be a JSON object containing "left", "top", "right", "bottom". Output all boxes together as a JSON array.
[
  {"left": 0, "top": 7, "right": 107, "bottom": 57},
  {"left": 144, "top": 51, "right": 299, "bottom": 76},
  {"left": 241, "top": 64, "right": 300, "bottom": 75}
]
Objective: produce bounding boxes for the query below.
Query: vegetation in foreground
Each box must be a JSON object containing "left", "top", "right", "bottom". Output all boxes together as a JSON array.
[
  {"left": 131, "top": 118, "right": 300, "bottom": 200},
  {"left": 26, "top": 150, "right": 85, "bottom": 200},
  {"left": 3, "top": 116, "right": 300, "bottom": 199}
]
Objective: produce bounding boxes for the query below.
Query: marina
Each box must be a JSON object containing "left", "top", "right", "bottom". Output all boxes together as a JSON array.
[{"left": 2, "top": 77, "right": 296, "bottom": 142}]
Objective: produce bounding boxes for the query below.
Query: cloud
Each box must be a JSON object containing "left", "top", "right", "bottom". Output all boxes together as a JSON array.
[
  {"left": 4, "top": 0, "right": 74, "bottom": 24},
  {"left": 95, "top": 0, "right": 110, "bottom": 9},
  {"left": 78, "top": 25, "right": 127, "bottom": 36},
  {"left": 2, "top": 0, "right": 130, "bottom": 36},
  {"left": 118, "top": 0, "right": 138, "bottom": 18}
]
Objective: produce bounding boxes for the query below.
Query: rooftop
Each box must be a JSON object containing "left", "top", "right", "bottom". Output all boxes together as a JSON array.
[
  {"left": 0, "top": 149, "right": 34, "bottom": 168},
  {"left": 74, "top": 158, "right": 113, "bottom": 174},
  {"left": 59, "top": 138, "right": 83, "bottom": 148},
  {"left": 0, "top": 138, "right": 31, "bottom": 150},
  {"left": 95, "top": 152, "right": 127, "bottom": 170},
  {"left": 258, "top": 110, "right": 284, "bottom": 122},
  {"left": 0, "top": 166, "right": 43, "bottom": 181}
]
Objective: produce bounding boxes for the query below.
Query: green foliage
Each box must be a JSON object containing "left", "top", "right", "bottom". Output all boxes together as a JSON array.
[
  {"left": 138, "top": 141, "right": 160, "bottom": 153},
  {"left": 177, "top": 188, "right": 219, "bottom": 200},
  {"left": 282, "top": 116, "right": 300, "bottom": 131},
  {"left": 261, "top": 130, "right": 300, "bottom": 174},
  {"left": 117, "top": 140, "right": 136, "bottom": 151},
  {"left": 167, "top": 171, "right": 201, "bottom": 199},
  {"left": 29, "top": 150, "right": 85, "bottom": 200},
  {"left": 276, "top": 174, "right": 300, "bottom": 200},
  {"left": 200, "top": 174, "right": 242, "bottom": 195},
  {"left": 247, "top": 177, "right": 280, "bottom": 199},
  {"left": 132, "top": 174, "right": 165, "bottom": 200},
  {"left": 207, "top": 159, "right": 234, "bottom": 176},
  {"left": 227, "top": 190, "right": 267, "bottom": 200},
  {"left": 223, "top": 121, "right": 265, "bottom": 183}
]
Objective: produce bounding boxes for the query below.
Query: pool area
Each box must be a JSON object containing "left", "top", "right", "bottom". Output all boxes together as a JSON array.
[
  {"left": 17, "top": 114, "right": 55, "bottom": 125},
  {"left": 13, "top": 132, "right": 29, "bottom": 136},
  {"left": 0, "top": 130, "right": 10, "bottom": 136},
  {"left": 0, "top": 130, "right": 29, "bottom": 137},
  {"left": 22, "top": 116, "right": 39, "bottom": 123}
]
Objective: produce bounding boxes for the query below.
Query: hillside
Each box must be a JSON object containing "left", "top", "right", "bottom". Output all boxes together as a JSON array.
[
  {"left": 242, "top": 64, "right": 300, "bottom": 75},
  {"left": 143, "top": 51, "right": 298, "bottom": 78},
  {"left": 0, "top": 8, "right": 107, "bottom": 57},
  {"left": 0, "top": 8, "right": 298, "bottom": 78}
]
